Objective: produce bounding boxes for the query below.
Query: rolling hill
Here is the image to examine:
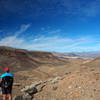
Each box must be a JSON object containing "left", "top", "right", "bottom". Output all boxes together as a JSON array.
[{"left": 0, "top": 46, "right": 68, "bottom": 73}]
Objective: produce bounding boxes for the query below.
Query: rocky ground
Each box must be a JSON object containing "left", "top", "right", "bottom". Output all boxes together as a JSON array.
[{"left": 12, "top": 57, "right": 100, "bottom": 100}]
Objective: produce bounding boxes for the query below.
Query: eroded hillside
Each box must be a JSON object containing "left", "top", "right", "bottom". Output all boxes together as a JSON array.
[
  {"left": 0, "top": 46, "right": 68, "bottom": 73},
  {"left": 0, "top": 46, "right": 99, "bottom": 100}
]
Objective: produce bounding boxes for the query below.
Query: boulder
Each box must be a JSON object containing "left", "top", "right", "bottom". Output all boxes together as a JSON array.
[{"left": 13, "top": 94, "right": 33, "bottom": 100}]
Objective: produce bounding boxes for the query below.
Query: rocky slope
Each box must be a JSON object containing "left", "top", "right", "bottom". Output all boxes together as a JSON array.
[
  {"left": 13, "top": 56, "right": 100, "bottom": 100},
  {"left": 0, "top": 46, "right": 68, "bottom": 73},
  {"left": 33, "top": 71, "right": 100, "bottom": 100},
  {"left": 14, "top": 70, "right": 100, "bottom": 100}
]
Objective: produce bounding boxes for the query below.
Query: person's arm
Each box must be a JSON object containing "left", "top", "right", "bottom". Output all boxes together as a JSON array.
[
  {"left": 0, "top": 79, "right": 2, "bottom": 84},
  {"left": 0, "top": 76, "right": 2, "bottom": 87},
  {"left": 0, "top": 75, "right": 2, "bottom": 82}
]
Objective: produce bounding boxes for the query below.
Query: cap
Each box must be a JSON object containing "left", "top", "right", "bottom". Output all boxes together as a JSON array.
[{"left": 4, "top": 67, "right": 10, "bottom": 71}]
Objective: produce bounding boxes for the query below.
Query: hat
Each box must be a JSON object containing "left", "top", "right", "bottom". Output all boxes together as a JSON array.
[{"left": 4, "top": 67, "right": 10, "bottom": 71}]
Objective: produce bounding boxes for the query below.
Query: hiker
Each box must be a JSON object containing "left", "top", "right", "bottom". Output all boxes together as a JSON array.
[{"left": 0, "top": 67, "right": 14, "bottom": 100}]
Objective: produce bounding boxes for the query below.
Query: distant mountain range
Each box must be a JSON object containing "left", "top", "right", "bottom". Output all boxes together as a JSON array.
[{"left": 53, "top": 51, "right": 100, "bottom": 58}]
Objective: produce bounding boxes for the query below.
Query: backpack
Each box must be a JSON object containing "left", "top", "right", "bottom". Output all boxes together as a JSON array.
[{"left": 1, "top": 76, "right": 13, "bottom": 88}]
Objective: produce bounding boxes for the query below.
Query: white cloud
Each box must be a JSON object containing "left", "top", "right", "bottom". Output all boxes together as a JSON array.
[
  {"left": 0, "top": 34, "right": 99, "bottom": 52},
  {"left": 25, "top": 35, "right": 99, "bottom": 52},
  {"left": 0, "top": 24, "right": 99, "bottom": 52},
  {"left": 15, "top": 24, "right": 31, "bottom": 36},
  {"left": 0, "top": 24, "right": 31, "bottom": 48},
  {"left": 0, "top": 36, "right": 25, "bottom": 47},
  {"left": 26, "top": 36, "right": 73, "bottom": 50},
  {"left": 33, "top": 36, "right": 72, "bottom": 43}
]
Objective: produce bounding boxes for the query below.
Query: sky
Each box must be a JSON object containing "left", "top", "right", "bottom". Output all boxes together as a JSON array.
[{"left": 0, "top": 0, "right": 100, "bottom": 52}]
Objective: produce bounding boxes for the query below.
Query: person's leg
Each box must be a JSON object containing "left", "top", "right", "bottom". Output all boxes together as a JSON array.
[
  {"left": 7, "top": 87, "right": 12, "bottom": 100},
  {"left": 2, "top": 94, "right": 6, "bottom": 100},
  {"left": 2, "top": 88, "right": 7, "bottom": 100},
  {"left": 7, "top": 94, "right": 12, "bottom": 100}
]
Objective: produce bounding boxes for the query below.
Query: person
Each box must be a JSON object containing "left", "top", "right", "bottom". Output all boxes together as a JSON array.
[{"left": 0, "top": 67, "right": 14, "bottom": 100}]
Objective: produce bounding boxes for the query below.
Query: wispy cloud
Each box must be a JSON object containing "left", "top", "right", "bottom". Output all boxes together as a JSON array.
[
  {"left": 0, "top": 24, "right": 30, "bottom": 47},
  {"left": 0, "top": 24, "right": 99, "bottom": 52},
  {"left": 14, "top": 24, "right": 31, "bottom": 36},
  {"left": 0, "top": 36, "right": 25, "bottom": 47},
  {"left": 24, "top": 35, "right": 100, "bottom": 52},
  {"left": 0, "top": 34, "right": 99, "bottom": 52}
]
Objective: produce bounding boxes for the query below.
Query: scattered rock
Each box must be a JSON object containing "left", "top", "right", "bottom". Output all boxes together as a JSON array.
[
  {"left": 68, "top": 86, "right": 72, "bottom": 89},
  {"left": 26, "top": 87, "right": 38, "bottom": 95},
  {"left": 50, "top": 77, "right": 62, "bottom": 84},
  {"left": 13, "top": 94, "right": 33, "bottom": 100},
  {"left": 18, "top": 81, "right": 47, "bottom": 100},
  {"left": 52, "top": 86, "right": 58, "bottom": 91},
  {"left": 23, "top": 93, "right": 33, "bottom": 100},
  {"left": 21, "top": 81, "right": 42, "bottom": 92},
  {"left": 37, "top": 84, "right": 46, "bottom": 92},
  {"left": 13, "top": 83, "right": 21, "bottom": 86},
  {"left": 13, "top": 95, "right": 23, "bottom": 100},
  {"left": 65, "top": 72, "right": 71, "bottom": 75}
]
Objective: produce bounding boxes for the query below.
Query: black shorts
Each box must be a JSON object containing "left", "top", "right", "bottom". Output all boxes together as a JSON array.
[{"left": 1, "top": 87, "right": 12, "bottom": 94}]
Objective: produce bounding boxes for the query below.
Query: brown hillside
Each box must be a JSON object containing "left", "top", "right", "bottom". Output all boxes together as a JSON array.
[
  {"left": 81, "top": 57, "right": 100, "bottom": 72},
  {"left": 0, "top": 46, "right": 68, "bottom": 73}
]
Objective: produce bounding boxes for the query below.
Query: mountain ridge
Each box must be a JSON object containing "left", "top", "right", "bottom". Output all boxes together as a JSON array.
[{"left": 0, "top": 46, "right": 68, "bottom": 73}]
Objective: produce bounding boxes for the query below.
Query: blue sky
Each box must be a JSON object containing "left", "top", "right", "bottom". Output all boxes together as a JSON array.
[{"left": 0, "top": 0, "right": 100, "bottom": 52}]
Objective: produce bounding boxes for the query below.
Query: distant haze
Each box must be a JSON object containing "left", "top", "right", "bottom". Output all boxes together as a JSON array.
[{"left": 53, "top": 51, "right": 100, "bottom": 58}]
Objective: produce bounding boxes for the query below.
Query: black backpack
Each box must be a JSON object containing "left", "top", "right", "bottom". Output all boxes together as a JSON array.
[{"left": 1, "top": 76, "right": 13, "bottom": 88}]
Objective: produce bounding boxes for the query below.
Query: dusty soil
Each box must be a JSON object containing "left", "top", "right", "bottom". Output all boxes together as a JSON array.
[
  {"left": 12, "top": 57, "right": 100, "bottom": 100},
  {"left": 34, "top": 71, "right": 100, "bottom": 100}
]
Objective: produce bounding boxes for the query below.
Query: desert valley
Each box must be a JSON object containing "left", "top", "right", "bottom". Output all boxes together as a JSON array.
[{"left": 0, "top": 46, "right": 99, "bottom": 100}]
